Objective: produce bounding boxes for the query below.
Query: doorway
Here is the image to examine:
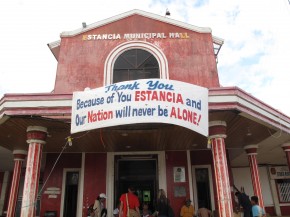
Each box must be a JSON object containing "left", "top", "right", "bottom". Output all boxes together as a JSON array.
[
  {"left": 192, "top": 165, "right": 215, "bottom": 211},
  {"left": 62, "top": 171, "right": 80, "bottom": 217},
  {"left": 114, "top": 155, "right": 158, "bottom": 211}
]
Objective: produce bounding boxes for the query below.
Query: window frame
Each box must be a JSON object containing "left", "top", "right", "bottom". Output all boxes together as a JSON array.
[
  {"left": 104, "top": 41, "right": 169, "bottom": 85},
  {"left": 113, "top": 48, "right": 160, "bottom": 83}
]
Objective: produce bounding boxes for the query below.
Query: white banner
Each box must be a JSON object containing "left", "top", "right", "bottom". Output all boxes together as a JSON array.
[{"left": 71, "top": 79, "right": 208, "bottom": 136}]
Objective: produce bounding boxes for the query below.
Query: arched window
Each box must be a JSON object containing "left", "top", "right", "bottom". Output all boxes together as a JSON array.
[{"left": 113, "top": 49, "right": 160, "bottom": 83}]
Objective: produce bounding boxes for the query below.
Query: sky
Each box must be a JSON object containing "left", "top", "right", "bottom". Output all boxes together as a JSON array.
[{"left": 0, "top": 0, "right": 289, "bottom": 116}]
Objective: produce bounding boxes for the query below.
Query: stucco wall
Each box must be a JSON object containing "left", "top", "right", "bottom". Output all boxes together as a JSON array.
[
  {"left": 40, "top": 153, "right": 82, "bottom": 217},
  {"left": 166, "top": 151, "right": 190, "bottom": 216},
  {"left": 54, "top": 14, "right": 219, "bottom": 93},
  {"left": 232, "top": 167, "right": 274, "bottom": 206}
]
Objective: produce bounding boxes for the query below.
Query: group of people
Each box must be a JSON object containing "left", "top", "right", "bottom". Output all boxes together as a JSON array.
[
  {"left": 88, "top": 187, "right": 212, "bottom": 217},
  {"left": 235, "top": 191, "right": 266, "bottom": 217},
  {"left": 180, "top": 199, "right": 211, "bottom": 217},
  {"left": 118, "top": 187, "right": 174, "bottom": 217}
]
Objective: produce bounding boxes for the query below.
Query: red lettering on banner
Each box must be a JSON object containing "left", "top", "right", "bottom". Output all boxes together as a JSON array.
[
  {"left": 135, "top": 91, "right": 184, "bottom": 104},
  {"left": 88, "top": 110, "right": 113, "bottom": 123},
  {"left": 170, "top": 107, "right": 202, "bottom": 125}
]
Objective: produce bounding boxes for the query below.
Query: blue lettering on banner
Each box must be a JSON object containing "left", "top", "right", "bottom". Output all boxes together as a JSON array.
[
  {"left": 75, "top": 114, "right": 87, "bottom": 126},
  {"left": 105, "top": 81, "right": 140, "bottom": 93},
  {"left": 77, "top": 98, "right": 104, "bottom": 110},
  {"left": 117, "top": 92, "right": 132, "bottom": 102},
  {"left": 186, "top": 98, "right": 202, "bottom": 110},
  {"left": 146, "top": 80, "right": 174, "bottom": 91}
]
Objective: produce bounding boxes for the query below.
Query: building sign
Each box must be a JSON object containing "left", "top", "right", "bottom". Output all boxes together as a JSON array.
[
  {"left": 71, "top": 79, "right": 208, "bottom": 136},
  {"left": 174, "top": 186, "right": 186, "bottom": 197},
  {"left": 82, "top": 32, "right": 190, "bottom": 40},
  {"left": 173, "top": 167, "right": 186, "bottom": 183},
  {"left": 269, "top": 166, "right": 290, "bottom": 179}
]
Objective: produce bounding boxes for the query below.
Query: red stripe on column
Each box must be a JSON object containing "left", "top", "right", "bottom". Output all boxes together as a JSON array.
[
  {"left": 7, "top": 160, "right": 23, "bottom": 217},
  {"left": 211, "top": 138, "right": 233, "bottom": 217},
  {"left": 248, "top": 155, "right": 264, "bottom": 209},
  {"left": 219, "top": 138, "right": 232, "bottom": 216},
  {"left": 211, "top": 139, "right": 221, "bottom": 214},
  {"left": 21, "top": 143, "right": 43, "bottom": 217}
]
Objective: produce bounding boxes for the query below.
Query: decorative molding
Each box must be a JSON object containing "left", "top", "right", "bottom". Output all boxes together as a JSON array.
[
  {"left": 209, "top": 121, "right": 227, "bottom": 127},
  {"left": 12, "top": 150, "right": 28, "bottom": 156},
  {"left": 244, "top": 144, "right": 259, "bottom": 155},
  {"left": 26, "top": 126, "right": 48, "bottom": 133}
]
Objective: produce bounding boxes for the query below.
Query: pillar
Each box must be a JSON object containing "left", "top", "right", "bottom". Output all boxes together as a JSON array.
[
  {"left": 7, "top": 150, "right": 27, "bottom": 217},
  {"left": 0, "top": 171, "right": 10, "bottom": 216},
  {"left": 20, "top": 126, "right": 47, "bottom": 217},
  {"left": 281, "top": 143, "right": 290, "bottom": 171},
  {"left": 244, "top": 145, "right": 264, "bottom": 209},
  {"left": 209, "top": 121, "right": 233, "bottom": 217}
]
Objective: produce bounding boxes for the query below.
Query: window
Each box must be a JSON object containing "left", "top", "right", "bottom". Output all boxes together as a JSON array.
[
  {"left": 277, "top": 179, "right": 290, "bottom": 202},
  {"left": 113, "top": 49, "right": 160, "bottom": 83}
]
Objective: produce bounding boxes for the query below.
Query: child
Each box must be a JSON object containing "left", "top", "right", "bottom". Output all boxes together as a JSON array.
[
  {"left": 141, "top": 203, "right": 152, "bottom": 217},
  {"left": 250, "top": 196, "right": 266, "bottom": 217}
]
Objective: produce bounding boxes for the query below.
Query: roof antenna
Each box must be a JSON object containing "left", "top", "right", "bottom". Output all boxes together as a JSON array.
[{"left": 165, "top": 8, "right": 171, "bottom": 16}]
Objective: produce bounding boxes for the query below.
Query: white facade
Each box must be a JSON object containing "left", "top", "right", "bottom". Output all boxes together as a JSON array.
[{"left": 232, "top": 167, "right": 274, "bottom": 206}]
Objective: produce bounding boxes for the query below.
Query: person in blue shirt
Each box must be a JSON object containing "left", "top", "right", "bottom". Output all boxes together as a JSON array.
[{"left": 250, "top": 196, "right": 266, "bottom": 217}]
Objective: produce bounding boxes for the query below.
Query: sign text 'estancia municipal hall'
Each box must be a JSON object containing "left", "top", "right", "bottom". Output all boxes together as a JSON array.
[{"left": 82, "top": 32, "right": 190, "bottom": 40}]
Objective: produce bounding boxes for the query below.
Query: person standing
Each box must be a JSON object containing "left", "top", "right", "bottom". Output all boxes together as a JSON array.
[
  {"left": 235, "top": 191, "right": 252, "bottom": 217},
  {"left": 156, "top": 189, "right": 173, "bottom": 217},
  {"left": 180, "top": 199, "right": 195, "bottom": 217},
  {"left": 94, "top": 193, "right": 107, "bottom": 217},
  {"left": 251, "top": 196, "right": 266, "bottom": 217},
  {"left": 119, "top": 186, "right": 140, "bottom": 217}
]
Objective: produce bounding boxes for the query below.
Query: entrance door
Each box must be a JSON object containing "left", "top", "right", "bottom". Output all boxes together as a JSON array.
[
  {"left": 192, "top": 165, "right": 215, "bottom": 211},
  {"left": 62, "top": 171, "right": 80, "bottom": 217},
  {"left": 115, "top": 155, "right": 158, "bottom": 211}
]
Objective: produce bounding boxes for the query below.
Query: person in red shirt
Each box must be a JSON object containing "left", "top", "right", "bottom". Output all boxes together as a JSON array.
[{"left": 119, "top": 186, "right": 140, "bottom": 217}]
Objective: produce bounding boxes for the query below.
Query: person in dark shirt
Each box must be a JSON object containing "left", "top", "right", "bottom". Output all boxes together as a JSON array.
[
  {"left": 235, "top": 192, "right": 252, "bottom": 217},
  {"left": 156, "top": 189, "right": 170, "bottom": 217}
]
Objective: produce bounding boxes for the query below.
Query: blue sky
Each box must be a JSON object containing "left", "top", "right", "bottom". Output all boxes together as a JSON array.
[{"left": 0, "top": 0, "right": 289, "bottom": 116}]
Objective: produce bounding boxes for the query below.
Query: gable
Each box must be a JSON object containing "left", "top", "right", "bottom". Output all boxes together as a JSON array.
[
  {"left": 52, "top": 10, "right": 223, "bottom": 93},
  {"left": 61, "top": 9, "right": 212, "bottom": 37},
  {"left": 48, "top": 9, "right": 223, "bottom": 60}
]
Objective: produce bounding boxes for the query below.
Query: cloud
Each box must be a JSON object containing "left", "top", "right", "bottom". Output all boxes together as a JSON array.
[{"left": 151, "top": 0, "right": 290, "bottom": 115}]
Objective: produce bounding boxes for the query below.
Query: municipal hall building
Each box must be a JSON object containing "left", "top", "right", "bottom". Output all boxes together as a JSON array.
[{"left": 0, "top": 9, "right": 290, "bottom": 217}]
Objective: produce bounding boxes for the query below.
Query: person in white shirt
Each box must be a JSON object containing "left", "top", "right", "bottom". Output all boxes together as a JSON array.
[{"left": 93, "top": 193, "right": 107, "bottom": 217}]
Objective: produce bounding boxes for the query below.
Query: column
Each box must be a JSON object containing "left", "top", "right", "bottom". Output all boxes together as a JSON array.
[
  {"left": 20, "top": 126, "right": 47, "bottom": 217},
  {"left": 244, "top": 145, "right": 264, "bottom": 209},
  {"left": 7, "top": 150, "right": 27, "bottom": 217},
  {"left": 209, "top": 121, "right": 233, "bottom": 217},
  {"left": 0, "top": 171, "right": 10, "bottom": 216},
  {"left": 281, "top": 143, "right": 290, "bottom": 171}
]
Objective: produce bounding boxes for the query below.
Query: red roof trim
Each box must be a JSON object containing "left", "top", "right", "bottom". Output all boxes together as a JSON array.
[{"left": 209, "top": 86, "right": 289, "bottom": 120}]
